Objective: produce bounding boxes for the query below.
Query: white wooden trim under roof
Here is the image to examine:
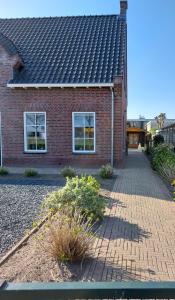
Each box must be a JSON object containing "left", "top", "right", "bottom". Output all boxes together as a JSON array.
[{"left": 7, "top": 83, "right": 114, "bottom": 89}]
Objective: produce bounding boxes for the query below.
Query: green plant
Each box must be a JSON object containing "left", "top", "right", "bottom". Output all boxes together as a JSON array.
[
  {"left": 153, "top": 134, "right": 164, "bottom": 147},
  {"left": 0, "top": 167, "right": 9, "bottom": 176},
  {"left": 44, "top": 209, "right": 94, "bottom": 263},
  {"left": 159, "top": 164, "right": 175, "bottom": 182},
  {"left": 150, "top": 128, "right": 157, "bottom": 136},
  {"left": 61, "top": 166, "right": 76, "bottom": 178},
  {"left": 43, "top": 175, "right": 106, "bottom": 222},
  {"left": 99, "top": 164, "right": 113, "bottom": 179},
  {"left": 24, "top": 169, "right": 38, "bottom": 177},
  {"left": 151, "top": 144, "right": 175, "bottom": 181},
  {"left": 172, "top": 180, "right": 175, "bottom": 198}
]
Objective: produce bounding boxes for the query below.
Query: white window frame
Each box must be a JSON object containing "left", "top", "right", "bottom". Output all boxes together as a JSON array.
[
  {"left": 24, "top": 112, "right": 47, "bottom": 153},
  {"left": 72, "top": 112, "right": 96, "bottom": 154}
]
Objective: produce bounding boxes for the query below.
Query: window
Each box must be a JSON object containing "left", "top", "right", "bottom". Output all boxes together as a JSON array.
[
  {"left": 72, "top": 112, "right": 96, "bottom": 153},
  {"left": 24, "top": 112, "right": 47, "bottom": 152}
]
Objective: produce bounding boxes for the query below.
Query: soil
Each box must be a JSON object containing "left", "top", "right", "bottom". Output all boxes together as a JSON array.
[
  {"left": 0, "top": 176, "right": 116, "bottom": 282},
  {"left": 0, "top": 225, "right": 84, "bottom": 282}
]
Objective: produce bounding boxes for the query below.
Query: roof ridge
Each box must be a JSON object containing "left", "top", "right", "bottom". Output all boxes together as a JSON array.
[{"left": 0, "top": 14, "right": 119, "bottom": 21}]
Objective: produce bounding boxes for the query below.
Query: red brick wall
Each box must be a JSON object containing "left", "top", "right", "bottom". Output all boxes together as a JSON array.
[
  {"left": 113, "top": 76, "right": 127, "bottom": 165},
  {"left": 0, "top": 45, "right": 126, "bottom": 167}
]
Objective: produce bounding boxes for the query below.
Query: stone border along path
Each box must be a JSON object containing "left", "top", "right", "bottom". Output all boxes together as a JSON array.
[{"left": 82, "top": 150, "right": 175, "bottom": 281}]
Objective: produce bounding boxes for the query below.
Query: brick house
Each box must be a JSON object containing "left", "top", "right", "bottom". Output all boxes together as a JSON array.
[{"left": 0, "top": 0, "right": 128, "bottom": 167}]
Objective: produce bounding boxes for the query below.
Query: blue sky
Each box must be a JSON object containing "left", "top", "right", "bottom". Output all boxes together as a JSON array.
[{"left": 0, "top": 0, "right": 175, "bottom": 119}]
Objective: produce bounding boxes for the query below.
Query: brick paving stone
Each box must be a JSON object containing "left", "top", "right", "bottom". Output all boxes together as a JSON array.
[{"left": 82, "top": 150, "right": 175, "bottom": 281}]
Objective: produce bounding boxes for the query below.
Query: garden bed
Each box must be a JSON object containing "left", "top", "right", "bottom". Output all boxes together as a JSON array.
[
  {"left": 145, "top": 153, "right": 174, "bottom": 199},
  {"left": 0, "top": 176, "right": 116, "bottom": 282},
  {"left": 144, "top": 144, "right": 175, "bottom": 200}
]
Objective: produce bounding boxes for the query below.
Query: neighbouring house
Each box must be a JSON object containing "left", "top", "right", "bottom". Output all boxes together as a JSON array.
[
  {"left": 146, "top": 119, "right": 175, "bottom": 134},
  {"left": 159, "top": 123, "right": 175, "bottom": 146},
  {"left": 0, "top": 0, "right": 128, "bottom": 167},
  {"left": 127, "top": 118, "right": 151, "bottom": 148}
]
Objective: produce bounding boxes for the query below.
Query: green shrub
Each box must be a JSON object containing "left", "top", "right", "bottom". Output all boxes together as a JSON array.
[
  {"left": 0, "top": 167, "right": 9, "bottom": 176},
  {"left": 44, "top": 209, "right": 94, "bottom": 263},
  {"left": 172, "top": 180, "right": 175, "bottom": 200},
  {"left": 151, "top": 144, "right": 175, "bottom": 181},
  {"left": 61, "top": 166, "right": 76, "bottom": 178},
  {"left": 43, "top": 175, "right": 106, "bottom": 222},
  {"left": 99, "top": 164, "right": 113, "bottom": 179},
  {"left": 24, "top": 169, "right": 38, "bottom": 177},
  {"left": 153, "top": 134, "right": 164, "bottom": 147}
]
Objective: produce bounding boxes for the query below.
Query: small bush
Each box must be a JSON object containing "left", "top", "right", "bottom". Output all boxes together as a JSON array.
[
  {"left": 0, "top": 167, "right": 9, "bottom": 176},
  {"left": 45, "top": 209, "right": 94, "bottom": 263},
  {"left": 99, "top": 164, "right": 113, "bottom": 179},
  {"left": 61, "top": 166, "right": 76, "bottom": 178},
  {"left": 43, "top": 175, "right": 106, "bottom": 222},
  {"left": 153, "top": 134, "right": 164, "bottom": 147},
  {"left": 24, "top": 169, "right": 38, "bottom": 177}
]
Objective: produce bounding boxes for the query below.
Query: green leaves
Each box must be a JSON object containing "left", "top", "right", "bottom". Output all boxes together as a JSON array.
[
  {"left": 99, "top": 164, "right": 113, "bottom": 179},
  {"left": 61, "top": 167, "right": 76, "bottom": 178},
  {"left": 151, "top": 144, "right": 175, "bottom": 182},
  {"left": 42, "top": 175, "right": 105, "bottom": 222},
  {"left": 0, "top": 167, "right": 9, "bottom": 176},
  {"left": 24, "top": 169, "right": 38, "bottom": 177}
]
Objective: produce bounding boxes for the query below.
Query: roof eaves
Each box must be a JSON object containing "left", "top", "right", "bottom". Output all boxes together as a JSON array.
[{"left": 7, "top": 83, "right": 114, "bottom": 88}]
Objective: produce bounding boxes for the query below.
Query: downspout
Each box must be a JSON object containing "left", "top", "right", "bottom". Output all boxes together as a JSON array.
[{"left": 111, "top": 87, "right": 114, "bottom": 167}]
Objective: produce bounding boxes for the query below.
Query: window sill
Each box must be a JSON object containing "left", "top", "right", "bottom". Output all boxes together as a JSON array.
[
  {"left": 24, "top": 151, "right": 47, "bottom": 154},
  {"left": 72, "top": 151, "right": 96, "bottom": 155}
]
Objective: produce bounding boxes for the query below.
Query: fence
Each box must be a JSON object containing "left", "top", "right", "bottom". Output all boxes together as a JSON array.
[
  {"left": 1, "top": 281, "right": 175, "bottom": 299},
  {"left": 160, "top": 123, "right": 175, "bottom": 146}
]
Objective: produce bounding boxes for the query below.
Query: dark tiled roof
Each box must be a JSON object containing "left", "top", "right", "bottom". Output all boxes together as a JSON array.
[
  {"left": 0, "top": 32, "right": 18, "bottom": 56},
  {"left": 0, "top": 15, "right": 127, "bottom": 84}
]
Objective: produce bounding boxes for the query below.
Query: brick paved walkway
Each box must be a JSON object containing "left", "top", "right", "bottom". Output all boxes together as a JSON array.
[{"left": 82, "top": 150, "right": 175, "bottom": 281}]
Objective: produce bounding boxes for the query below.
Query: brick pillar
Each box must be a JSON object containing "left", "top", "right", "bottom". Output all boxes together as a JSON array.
[{"left": 113, "top": 76, "right": 127, "bottom": 165}]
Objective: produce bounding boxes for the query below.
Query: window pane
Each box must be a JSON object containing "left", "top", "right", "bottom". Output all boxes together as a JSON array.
[
  {"left": 75, "top": 127, "right": 84, "bottom": 138},
  {"left": 73, "top": 113, "right": 95, "bottom": 152},
  {"left": 37, "top": 139, "right": 46, "bottom": 150},
  {"left": 85, "top": 127, "right": 94, "bottom": 138},
  {"left": 27, "top": 126, "right": 36, "bottom": 137},
  {"left": 36, "top": 125, "right": 46, "bottom": 150},
  {"left": 74, "top": 115, "right": 84, "bottom": 127},
  {"left": 85, "top": 115, "right": 94, "bottom": 127},
  {"left": 75, "top": 139, "right": 84, "bottom": 151},
  {"left": 25, "top": 113, "right": 46, "bottom": 151},
  {"left": 36, "top": 114, "right": 45, "bottom": 125},
  {"left": 27, "top": 137, "right": 36, "bottom": 150},
  {"left": 85, "top": 139, "right": 94, "bottom": 151},
  {"left": 36, "top": 126, "right": 45, "bottom": 138},
  {"left": 26, "top": 114, "right": 35, "bottom": 125}
]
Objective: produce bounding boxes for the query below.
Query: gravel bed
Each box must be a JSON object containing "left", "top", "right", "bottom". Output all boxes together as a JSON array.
[{"left": 0, "top": 178, "right": 64, "bottom": 257}]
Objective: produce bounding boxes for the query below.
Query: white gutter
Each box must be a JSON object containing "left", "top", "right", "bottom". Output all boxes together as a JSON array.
[
  {"left": 7, "top": 83, "right": 114, "bottom": 88},
  {"left": 111, "top": 87, "right": 114, "bottom": 167}
]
